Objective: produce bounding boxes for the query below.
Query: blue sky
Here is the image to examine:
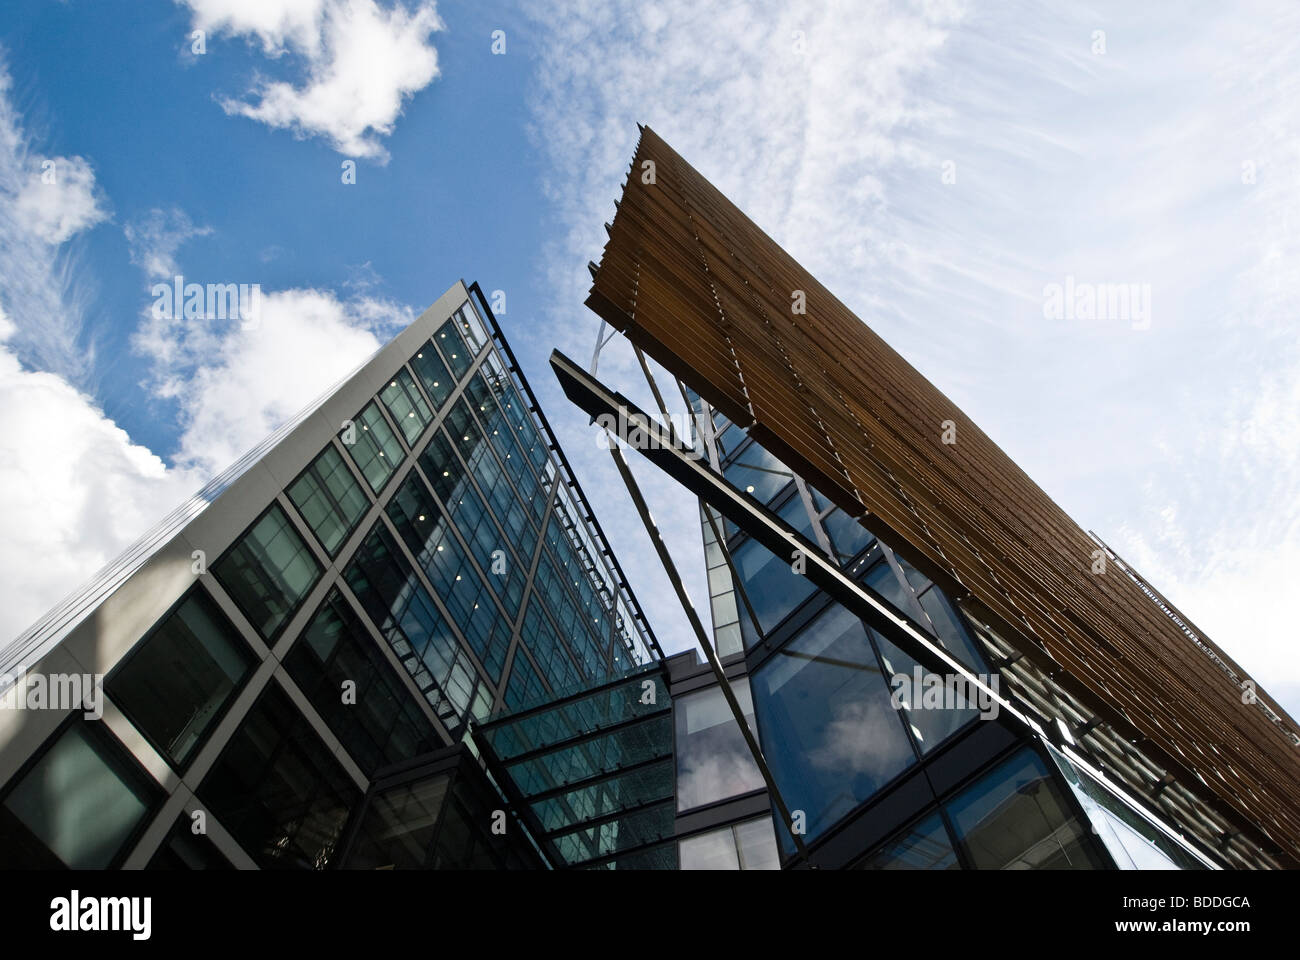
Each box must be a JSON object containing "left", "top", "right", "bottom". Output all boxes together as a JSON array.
[{"left": 1, "top": 1, "right": 1298, "bottom": 718}]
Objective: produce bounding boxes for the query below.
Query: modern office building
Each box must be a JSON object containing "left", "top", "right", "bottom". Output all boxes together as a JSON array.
[
  {"left": 5, "top": 139, "right": 1298, "bottom": 873},
  {"left": 0, "top": 281, "right": 662, "bottom": 870},
  {"left": 546, "top": 125, "right": 1300, "bottom": 870}
]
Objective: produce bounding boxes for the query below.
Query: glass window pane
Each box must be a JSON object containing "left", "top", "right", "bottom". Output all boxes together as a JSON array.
[
  {"left": 197, "top": 681, "right": 360, "bottom": 870},
  {"left": 675, "top": 682, "right": 764, "bottom": 811},
  {"left": 679, "top": 825, "right": 741, "bottom": 870},
  {"left": 342, "top": 402, "right": 405, "bottom": 493},
  {"left": 344, "top": 774, "right": 450, "bottom": 869},
  {"left": 823, "top": 508, "right": 875, "bottom": 564},
  {"left": 108, "top": 588, "right": 257, "bottom": 767},
  {"left": 287, "top": 444, "right": 369, "bottom": 556},
  {"left": 380, "top": 368, "right": 433, "bottom": 445},
  {"left": 0, "top": 722, "right": 159, "bottom": 868},
  {"left": 213, "top": 503, "right": 322, "bottom": 639},
  {"left": 410, "top": 341, "right": 454, "bottom": 409},
  {"left": 285, "top": 589, "right": 439, "bottom": 776},
  {"left": 734, "top": 816, "right": 780, "bottom": 870},
  {"left": 945, "top": 748, "right": 1108, "bottom": 870},
  {"left": 435, "top": 318, "right": 472, "bottom": 378},
  {"left": 918, "top": 587, "right": 986, "bottom": 671},
  {"left": 732, "top": 536, "right": 817, "bottom": 640},
  {"left": 856, "top": 813, "right": 958, "bottom": 870},
  {"left": 724, "top": 439, "right": 793, "bottom": 504},
  {"left": 751, "top": 603, "right": 917, "bottom": 851},
  {"left": 147, "top": 815, "right": 235, "bottom": 869}
]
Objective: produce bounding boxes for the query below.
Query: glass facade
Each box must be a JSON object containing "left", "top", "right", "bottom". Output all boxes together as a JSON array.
[
  {"left": 944, "top": 748, "right": 1107, "bottom": 869},
  {"left": 679, "top": 816, "right": 779, "bottom": 870},
  {"left": 107, "top": 587, "right": 256, "bottom": 769},
  {"left": 197, "top": 681, "right": 361, "bottom": 870},
  {"left": 213, "top": 503, "right": 321, "bottom": 639},
  {"left": 342, "top": 401, "right": 405, "bottom": 494},
  {"left": 750, "top": 603, "right": 917, "bottom": 849},
  {"left": 0, "top": 292, "right": 664, "bottom": 872},
  {"left": 284, "top": 589, "right": 440, "bottom": 775},
  {"left": 674, "top": 681, "right": 764, "bottom": 811},
  {"left": 287, "top": 444, "right": 370, "bottom": 556},
  {"left": 0, "top": 720, "right": 160, "bottom": 869}
]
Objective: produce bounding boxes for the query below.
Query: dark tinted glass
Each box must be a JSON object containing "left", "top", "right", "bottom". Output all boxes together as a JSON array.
[
  {"left": 197, "top": 681, "right": 360, "bottom": 870},
  {"left": 285, "top": 590, "right": 438, "bottom": 775},
  {"left": 751, "top": 603, "right": 917, "bottom": 851},
  {"left": 108, "top": 588, "right": 256, "bottom": 767},
  {"left": 213, "top": 503, "right": 321, "bottom": 638}
]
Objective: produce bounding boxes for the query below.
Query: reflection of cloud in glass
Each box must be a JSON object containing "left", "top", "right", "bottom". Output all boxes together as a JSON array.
[
  {"left": 808, "top": 698, "right": 914, "bottom": 781},
  {"left": 677, "top": 738, "right": 764, "bottom": 810}
]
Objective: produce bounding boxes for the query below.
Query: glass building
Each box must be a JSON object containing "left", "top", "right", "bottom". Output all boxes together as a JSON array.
[
  {"left": 0, "top": 281, "right": 661, "bottom": 870},
  {"left": 543, "top": 125, "right": 1300, "bottom": 871}
]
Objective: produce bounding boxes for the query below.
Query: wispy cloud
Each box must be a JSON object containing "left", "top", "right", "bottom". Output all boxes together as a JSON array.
[
  {"left": 125, "top": 206, "right": 213, "bottom": 279},
  {"left": 179, "top": 0, "right": 445, "bottom": 160},
  {"left": 0, "top": 61, "right": 109, "bottom": 383},
  {"left": 523, "top": 0, "right": 1300, "bottom": 713}
]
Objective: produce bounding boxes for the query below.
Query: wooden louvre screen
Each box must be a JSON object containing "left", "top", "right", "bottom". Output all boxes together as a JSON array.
[{"left": 585, "top": 125, "right": 1300, "bottom": 864}]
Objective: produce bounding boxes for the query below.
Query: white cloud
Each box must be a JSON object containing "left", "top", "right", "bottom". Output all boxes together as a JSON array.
[
  {"left": 124, "top": 207, "right": 213, "bottom": 279},
  {"left": 0, "top": 60, "right": 410, "bottom": 641},
  {"left": 0, "top": 304, "right": 202, "bottom": 641},
  {"left": 169, "top": 287, "right": 410, "bottom": 476},
  {"left": 181, "top": 0, "right": 444, "bottom": 159},
  {"left": 0, "top": 62, "right": 108, "bottom": 382},
  {"left": 13, "top": 155, "right": 108, "bottom": 245},
  {"left": 524, "top": 0, "right": 1300, "bottom": 717}
]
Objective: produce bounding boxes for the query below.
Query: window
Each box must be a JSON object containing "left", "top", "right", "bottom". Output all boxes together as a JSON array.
[
  {"left": 856, "top": 813, "right": 958, "bottom": 870},
  {"left": 107, "top": 587, "right": 257, "bottom": 768},
  {"left": 380, "top": 367, "right": 434, "bottom": 445},
  {"left": 435, "top": 318, "right": 473, "bottom": 378},
  {"left": 751, "top": 603, "right": 917, "bottom": 850},
  {"left": 723, "top": 439, "right": 794, "bottom": 504},
  {"left": 874, "top": 630, "right": 979, "bottom": 754},
  {"left": 917, "top": 587, "right": 986, "bottom": 672},
  {"left": 823, "top": 507, "right": 875, "bottom": 564},
  {"left": 731, "top": 534, "right": 817, "bottom": 642},
  {"left": 679, "top": 816, "right": 780, "bottom": 870},
  {"left": 345, "top": 774, "right": 450, "bottom": 869},
  {"left": 410, "top": 341, "right": 454, "bottom": 409},
  {"left": 455, "top": 300, "right": 488, "bottom": 352},
  {"left": 147, "top": 815, "right": 234, "bottom": 869},
  {"left": 0, "top": 720, "right": 161, "bottom": 868},
  {"left": 287, "top": 444, "right": 370, "bottom": 556},
  {"left": 345, "top": 521, "right": 479, "bottom": 730},
  {"left": 675, "top": 681, "right": 764, "bottom": 811},
  {"left": 944, "top": 748, "right": 1107, "bottom": 869},
  {"left": 342, "top": 402, "right": 405, "bottom": 493},
  {"left": 285, "top": 590, "right": 440, "bottom": 776},
  {"left": 213, "top": 503, "right": 322, "bottom": 639},
  {"left": 197, "top": 681, "right": 360, "bottom": 870}
]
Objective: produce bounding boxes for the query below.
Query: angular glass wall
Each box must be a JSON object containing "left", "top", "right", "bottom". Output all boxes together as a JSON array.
[{"left": 473, "top": 665, "right": 676, "bottom": 869}]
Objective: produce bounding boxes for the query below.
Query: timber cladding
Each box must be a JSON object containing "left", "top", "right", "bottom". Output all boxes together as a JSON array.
[{"left": 585, "top": 125, "right": 1300, "bottom": 865}]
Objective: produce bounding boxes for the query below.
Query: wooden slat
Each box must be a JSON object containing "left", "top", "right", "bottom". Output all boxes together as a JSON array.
[{"left": 585, "top": 126, "right": 1300, "bottom": 864}]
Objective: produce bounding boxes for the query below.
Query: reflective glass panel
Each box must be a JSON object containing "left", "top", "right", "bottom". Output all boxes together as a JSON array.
[
  {"left": 675, "top": 681, "right": 764, "bottom": 811},
  {"left": 944, "top": 748, "right": 1107, "bottom": 869},
  {"left": 108, "top": 588, "right": 256, "bottom": 767},
  {"left": 0, "top": 721, "right": 159, "bottom": 868},
  {"left": 213, "top": 503, "right": 321, "bottom": 639},
  {"left": 751, "top": 603, "right": 917, "bottom": 850},
  {"left": 287, "top": 444, "right": 369, "bottom": 556},
  {"left": 856, "top": 813, "right": 959, "bottom": 870}
]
